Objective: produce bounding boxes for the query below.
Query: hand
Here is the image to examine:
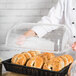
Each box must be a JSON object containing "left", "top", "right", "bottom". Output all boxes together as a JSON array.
[
  {"left": 72, "top": 42, "right": 76, "bottom": 51},
  {"left": 16, "top": 35, "right": 26, "bottom": 45},
  {"left": 16, "top": 30, "right": 37, "bottom": 45}
]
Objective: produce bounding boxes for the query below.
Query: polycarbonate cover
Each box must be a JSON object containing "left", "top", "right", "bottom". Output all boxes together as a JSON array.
[{"left": 5, "top": 23, "right": 72, "bottom": 53}]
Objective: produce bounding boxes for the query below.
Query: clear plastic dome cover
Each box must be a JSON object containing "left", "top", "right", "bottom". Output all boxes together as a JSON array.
[
  {"left": 68, "top": 60, "right": 76, "bottom": 76},
  {"left": 5, "top": 23, "right": 72, "bottom": 53}
]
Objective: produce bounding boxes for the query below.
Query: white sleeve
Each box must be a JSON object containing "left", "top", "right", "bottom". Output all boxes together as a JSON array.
[{"left": 32, "top": 0, "right": 65, "bottom": 38}]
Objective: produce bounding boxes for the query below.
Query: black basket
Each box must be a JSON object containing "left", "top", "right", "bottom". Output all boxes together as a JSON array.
[{"left": 2, "top": 58, "right": 71, "bottom": 76}]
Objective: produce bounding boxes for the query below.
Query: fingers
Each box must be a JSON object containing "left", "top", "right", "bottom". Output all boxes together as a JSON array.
[
  {"left": 16, "top": 30, "right": 36, "bottom": 45},
  {"left": 16, "top": 40, "right": 24, "bottom": 45},
  {"left": 16, "top": 35, "right": 26, "bottom": 45}
]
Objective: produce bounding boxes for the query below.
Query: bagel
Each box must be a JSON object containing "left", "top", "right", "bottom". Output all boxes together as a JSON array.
[
  {"left": 39, "top": 52, "right": 55, "bottom": 63},
  {"left": 11, "top": 54, "right": 26, "bottom": 65},
  {"left": 43, "top": 57, "right": 64, "bottom": 71},
  {"left": 28, "top": 51, "right": 37, "bottom": 57},
  {"left": 63, "top": 55, "right": 74, "bottom": 64},
  {"left": 26, "top": 56, "right": 43, "bottom": 68},
  {"left": 32, "top": 51, "right": 41, "bottom": 55},
  {"left": 28, "top": 51, "right": 41, "bottom": 57},
  {"left": 21, "top": 52, "right": 31, "bottom": 60},
  {"left": 59, "top": 56, "right": 68, "bottom": 67},
  {"left": 11, "top": 54, "right": 19, "bottom": 64}
]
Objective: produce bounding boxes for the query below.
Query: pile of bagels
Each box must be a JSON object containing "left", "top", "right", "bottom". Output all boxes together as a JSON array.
[{"left": 11, "top": 51, "right": 73, "bottom": 71}]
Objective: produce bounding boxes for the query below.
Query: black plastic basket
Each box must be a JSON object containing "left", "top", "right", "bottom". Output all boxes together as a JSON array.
[{"left": 2, "top": 58, "right": 71, "bottom": 76}]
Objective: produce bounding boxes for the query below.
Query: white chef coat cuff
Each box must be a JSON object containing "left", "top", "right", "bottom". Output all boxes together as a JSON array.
[{"left": 32, "top": 26, "right": 47, "bottom": 38}]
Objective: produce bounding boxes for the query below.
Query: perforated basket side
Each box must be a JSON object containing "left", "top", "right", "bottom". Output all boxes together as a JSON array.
[{"left": 2, "top": 59, "right": 70, "bottom": 76}]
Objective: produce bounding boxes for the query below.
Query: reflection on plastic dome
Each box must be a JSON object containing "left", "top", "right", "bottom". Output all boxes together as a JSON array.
[
  {"left": 68, "top": 60, "right": 76, "bottom": 76},
  {"left": 5, "top": 23, "right": 72, "bottom": 53}
]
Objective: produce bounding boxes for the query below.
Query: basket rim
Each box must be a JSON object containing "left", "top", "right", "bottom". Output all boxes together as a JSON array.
[{"left": 2, "top": 58, "right": 71, "bottom": 74}]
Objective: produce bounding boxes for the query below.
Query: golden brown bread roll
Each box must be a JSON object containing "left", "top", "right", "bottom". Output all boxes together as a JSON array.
[
  {"left": 21, "top": 52, "right": 31, "bottom": 60},
  {"left": 63, "top": 55, "right": 74, "bottom": 64},
  {"left": 11, "top": 54, "right": 18, "bottom": 64},
  {"left": 11, "top": 54, "right": 26, "bottom": 65},
  {"left": 26, "top": 56, "right": 43, "bottom": 68},
  {"left": 33, "top": 51, "right": 41, "bottom": 55},
  {"left": 43, "top": 57, "right": 64, "bottom": 71},
  {"left": 39, "top": 52, "right": 55, "bottom": 63},
  {"left": 28, "top": 51, "right": 41, "bottom": 57},
  {"left": 59, "top": 56, "right": 68, "bottom": 67},
  {"left": 11, "top": 51, "right": 74, "bottom": 72}
]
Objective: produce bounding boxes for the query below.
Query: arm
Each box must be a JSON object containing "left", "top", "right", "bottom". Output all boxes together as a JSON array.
[
  {"left": 17, "top": 0, "right": 65, "bottom": 45},
  {"left": 32, "top": 0, "right": 65, "bottom": 38}
]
